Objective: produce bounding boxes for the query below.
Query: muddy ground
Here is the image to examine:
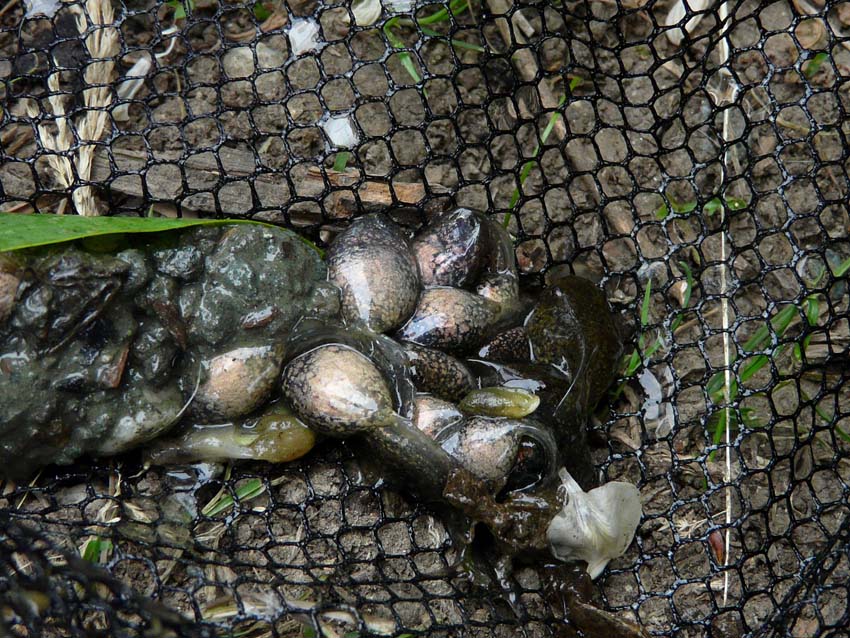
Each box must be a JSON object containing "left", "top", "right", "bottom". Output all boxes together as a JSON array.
[{"left": 1, "top": 0, "right": 850, "bottom": 636}]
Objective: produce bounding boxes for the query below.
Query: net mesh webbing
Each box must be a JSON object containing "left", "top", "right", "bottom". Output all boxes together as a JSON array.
[{"left": 1, "top": 0, "right": 850, "bottom": 636}]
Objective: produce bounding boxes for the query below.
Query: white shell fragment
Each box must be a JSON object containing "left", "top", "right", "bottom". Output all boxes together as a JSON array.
[
  {"left": 546, "top": 468, "right": 642, "bottom": 579},
  {"left": 350, "top": 0, "right": 382, "bottom": 26},
  {"left": 384, "top": 0, "right": 415, "bottom": 12},
  {"left": 322, "top": 114, "right": 359, "bottom": 148},
  {"left": 24, "top": 0, "right": 61, "bottom": 18},
  {"left": 288, "top": 18, "right": 321, "bottom": 56}
]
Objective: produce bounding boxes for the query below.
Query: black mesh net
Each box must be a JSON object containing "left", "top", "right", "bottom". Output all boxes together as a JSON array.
[{"left": 1, "top": 0, "right": 850, "bottom": 636}]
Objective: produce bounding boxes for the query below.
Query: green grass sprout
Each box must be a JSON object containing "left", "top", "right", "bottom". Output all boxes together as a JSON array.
[
  {"left": 383, "top": 18, "right": 425, "bottom": 92},
  {"left": 655, "top": 196, "right": 746, "bottom": 221},
  {"left": 80, "top": 537, "right": 113, "bottom": 564},
  {"left": 416, "top": 0, "right": 469, "bottom": 26},
  {"left": 167, "top": 0, "right": 193, "bottom": 20},
  {"left": 333, "top": 151, "right": 351, "bottom": 172},
  {"left": 253, "top": 1, "right": 271, "bottom": 21},
  {"left": 706, "top": 296, "right": 827, "bottom": 460},
  {"left": 503, "top": 79, "right": 583, "bottom": 228},
  {"left": 613, "top": 277, "right": 670, "bottom": 399},
  {"left": 803, "top": 52, "right": 830, "bottom": 79},
  {"left": 202, "top": 478, "right": 266, "bottom": 517}
]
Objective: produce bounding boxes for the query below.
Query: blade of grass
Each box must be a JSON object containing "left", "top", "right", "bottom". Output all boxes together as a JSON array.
[
  {"left": 706, "top": 299, "right": 812, "bottom": 459},
  {"left": 832, "top": 255, "right": 850, "bottom": 278},
  {"left": 417, "top": 0, "right": 469, "bottom": 26},
  {"left": 0, "top": 212, "right": 326, "bottom": 258},
  {"left": 201, "top": 478, "right": 266, "bottom": 517},
  {"left": 640, "top": 278, "right": 652, "bottom": 326},
  {"left": 253, "top": 1, "right": 271, "bottom": 20},
  {"left": 80, "top": 537, "right": 113, "bottom": 564},
  {"left": 655, "top": 198, "right": 696, "bottom": 221},
  {"left": 419, "top": 26, "right": 486, "bottom": 51},
  {"left": 383, "top": 19, "right": 425, "bottom": 90},
  {"left": 504, "top": 94, "right": 569, "bottom": 226}
]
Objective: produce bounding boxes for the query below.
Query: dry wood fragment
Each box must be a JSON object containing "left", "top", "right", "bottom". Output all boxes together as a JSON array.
[{"left": 2, "top": 145, "right": 440, "bottom": 219}]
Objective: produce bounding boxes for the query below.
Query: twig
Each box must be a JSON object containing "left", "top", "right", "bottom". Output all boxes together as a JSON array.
[{"left": 0, "top": 0, "right": 17, "bottom": 19}]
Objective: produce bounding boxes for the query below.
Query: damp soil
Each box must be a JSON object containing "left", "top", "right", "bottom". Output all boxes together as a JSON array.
[{"left": 1, "top": 0, "right": 850, "bottom": 636}]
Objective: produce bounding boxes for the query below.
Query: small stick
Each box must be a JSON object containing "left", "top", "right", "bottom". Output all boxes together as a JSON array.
[{"left": 0, "top": 0, "right": 18, "bottom": 19}]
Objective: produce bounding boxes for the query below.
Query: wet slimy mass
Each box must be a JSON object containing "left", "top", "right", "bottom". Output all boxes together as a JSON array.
[{"left": 0, "top": 209, "right": 639, "bottom": 581}]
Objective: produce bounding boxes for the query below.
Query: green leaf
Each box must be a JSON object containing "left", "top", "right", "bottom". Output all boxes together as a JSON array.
[
  {"left": 417, "top": 0, "right": 468, "bottom": 25},
  {"left": 805, "top": 295, "right": 819, "bottom": 327},
  {"left": 704, "top": 197, "right": 723, "bottom": 216},
  {"left": 398, "top": 51, "right": 423, "bottom": 85},
  {"left": 623, "top": 348, "right": 641, "bottom": 377},
  {"left": 418, "top": 27, "right": 486, "bottom": 51},
  {"left": 740, "top": 407, "right": 763, "bottom": 429},
  {"left": 739, "top": 354, "right": 770, "bottom": 384},
  {"left": 705, "top": 196, "right": 747, "bottom": 217},
  {"left": 712, "top": 409, "right": 728, "bottom": 447},
  {"left": 253, "top": 1, "right": 271, "bottom": 20},
  {"left": 383, "top": 21, "right": 425, "bottom": 90},
  {"left": 167, "top": 0, "right": 192, "bottom": 19},
  {"left": 333, "top": 151, "right": 351, "bottom": 172},
  {"left": 0, "top": 212, "right": 326, "bottom": 258},
  {"left": 506, "top": 95, "right": 568, "bottom": 220},
  {"left": 657, "top": 198, "right": 698, "bottom": 220},
  {"left": 642, "top": 335, "right": 664, "bottom": 359},
  {"left": 0, "top": 212, "right": 278, "bottom": 253}
]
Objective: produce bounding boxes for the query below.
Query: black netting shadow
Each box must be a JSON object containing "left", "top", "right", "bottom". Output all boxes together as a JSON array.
[{"left": 2, "top": 0, "right": 850, "bottom": 636}]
